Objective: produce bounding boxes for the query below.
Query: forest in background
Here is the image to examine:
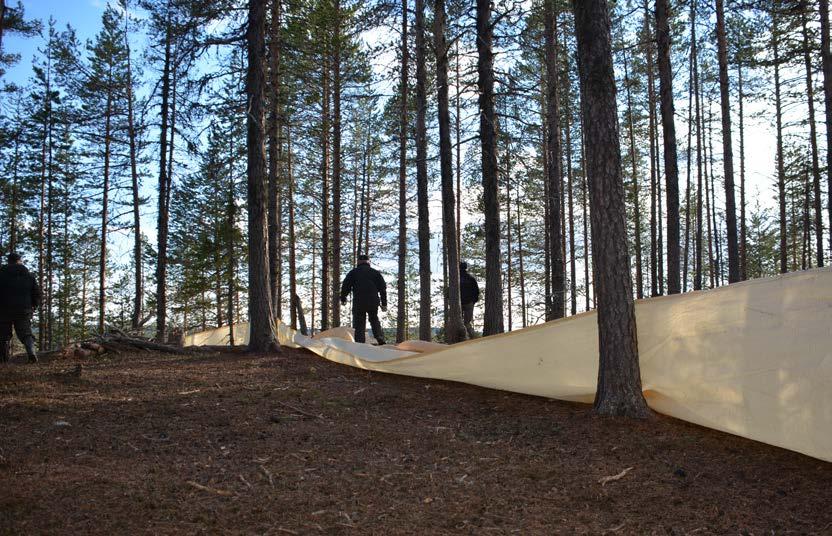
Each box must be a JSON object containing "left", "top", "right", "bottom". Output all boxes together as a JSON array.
[{"left": 0, "top": 0, "right": 829, "bottom": 352}]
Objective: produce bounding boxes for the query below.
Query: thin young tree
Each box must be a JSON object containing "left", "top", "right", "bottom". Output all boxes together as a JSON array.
[
  {"left": 715, "top": 0, "right": 740, "bottom": 283},
  {"left": 396, "top": 0, "right": 408, "bottom": 342},
  {"left": 414, "top": 0, "right": 432, "bottom": 340},
  {"left": 572, "top": 0, "right": 649, "bottom": 418},
  {"left": 331, "top": 0, "right": 343, "bottom": 327},
  {"left": 246, "top": 0, "right": 279, "bottom": 352},
  {"left": 800, "top": 8, "right": 824, "bottom": 267}
]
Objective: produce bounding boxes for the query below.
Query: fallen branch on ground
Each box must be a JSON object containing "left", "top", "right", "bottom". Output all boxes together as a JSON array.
[{"left": 598, "top": 467, "right": 634, "bottom": 486}]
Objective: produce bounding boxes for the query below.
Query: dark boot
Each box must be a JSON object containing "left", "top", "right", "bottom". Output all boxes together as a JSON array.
[
  {"left": 0, "top": 341, "right": 9, "bottom": 363},
  {"left": 23, "top": 337, "right": 37, "bottom": 363}
]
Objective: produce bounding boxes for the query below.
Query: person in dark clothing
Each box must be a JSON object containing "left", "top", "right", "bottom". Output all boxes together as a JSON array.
[
  {"left": 340, "top": 254, "right": 387, "bottom": 345},
  {"left": 0, "top": 253, "right": 41, "bottom": 363},
  {"left": 459, "top": 262, "right": 480, "bottom": 339}
]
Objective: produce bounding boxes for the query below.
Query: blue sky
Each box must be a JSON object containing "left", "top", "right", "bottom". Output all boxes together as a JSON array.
[{"left": 5, "top": 0, "right": 105, "bottom": 87}]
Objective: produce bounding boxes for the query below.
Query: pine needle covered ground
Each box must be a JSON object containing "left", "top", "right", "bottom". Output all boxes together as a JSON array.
[{"left": 1, "top": 349, "right": 830, "bottom": 534}]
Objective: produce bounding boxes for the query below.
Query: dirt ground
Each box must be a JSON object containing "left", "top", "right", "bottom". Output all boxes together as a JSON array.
[{"left": 1, "top": 347, "right": 830, "bottom": 535}]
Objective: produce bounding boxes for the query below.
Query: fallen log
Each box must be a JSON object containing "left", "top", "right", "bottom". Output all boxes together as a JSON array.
[{"left": 105, "top": 335, "right": 190, "bottom": 355}]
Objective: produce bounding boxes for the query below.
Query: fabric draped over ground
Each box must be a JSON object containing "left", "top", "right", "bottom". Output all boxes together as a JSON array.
[{"left": 185, "top": 268, "right": 832, "bottom": 463}]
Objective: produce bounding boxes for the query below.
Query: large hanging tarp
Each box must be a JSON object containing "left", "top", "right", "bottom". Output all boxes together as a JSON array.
[{"left": 185, "top": 268, "right": 832, "bottom": 463}]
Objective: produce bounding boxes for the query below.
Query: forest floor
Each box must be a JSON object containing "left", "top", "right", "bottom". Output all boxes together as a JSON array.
[{"left": 1, "top": 347, "right": 830, "bottom": 535}]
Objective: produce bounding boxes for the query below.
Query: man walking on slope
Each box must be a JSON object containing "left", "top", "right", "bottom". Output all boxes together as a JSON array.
[
  {"left": 0, "top": 253, "right": 41, "bottom": 364},
  {"left": 459, "top": 262, "right": 480, "bottom": 339},
  {"left": 340, "top": 254, "right": 387, "bottom": 345}
]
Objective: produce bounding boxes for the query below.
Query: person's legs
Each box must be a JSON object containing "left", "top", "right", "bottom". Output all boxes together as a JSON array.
[
  {"left": 13, "top": 317, "right": 36, "bottom": 363},
  {"left": 462, "top": 303, "right": 476, "bottom": 339},
  {"left": 367, "top": 308, "right": 386, "bottom": 345},
  {"left": 0, "top": 320, "right": 11, "bottom": 363},
  {"left": 352, "top": 308, "right": 367, "bottom": 343}
]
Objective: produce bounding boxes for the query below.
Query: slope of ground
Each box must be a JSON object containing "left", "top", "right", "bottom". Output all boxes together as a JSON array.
[{"left": 1, "top": 348, "right": 830, "bottom": 535}]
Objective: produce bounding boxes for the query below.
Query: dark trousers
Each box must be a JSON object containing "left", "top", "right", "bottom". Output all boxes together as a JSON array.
[
  {"left": 0, "top": 316, "right": 34, "bottom": 361},
  {"left": 353, "top": 307, "right": 385, "bottom": 344},
  {"left": 462, "top": 302, "right": 476, "bottom": 339}
]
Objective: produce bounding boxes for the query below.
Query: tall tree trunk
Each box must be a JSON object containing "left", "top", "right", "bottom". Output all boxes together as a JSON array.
[
  {"left": 321, "top": 53, "right": 331, "bottom": 331},
  {"left": 99, "top": 90, "right": 113, "bottom": 335},
  {"left": 125, "top": 17, "right": 143, "bottom": 330},
  {"left": 544, "top": 0, "right": 564, "bottom": 320},
  {"left": 715, "top": 0, "right": 739, "bottom": 283},
  {"left": 623, "top": 51, "right": 644, "bottom": 299},
  {"left": 565, "top": 95, "right": 577, "bottom": 316},
  {"left": 37, "top": 41, "right": 53, "bottom": 349},
  {"left": 738, "top": 62, "right": 747, "bottom": 280},
  {"left": 542, "top": 90, "right": 551, "bottom": 314},
  {"left": 516, "top": 184, "right": 527, "bottom": 327},
  {"left": 692, "top": 0, "right": 704, "bottom": 291},
  {"left": 801, "top": 10, "right": 824, "bottom": 268},
  {"left": 435, "top": 0, "right": 466, "bottom": 343},
  {"left": 415, "top": 0, "right": 432, "bottom": 340},
  {"left": 397, "top": 0, "right": 409, "bottom": 343},
  {"left": 647, "top": 10, "right": 659, "bottom": 297},
  {"left": 227, "top": 123, "right": 237, "bottom": 346},
  {"left": 331, "top": 0, "right": 342, "bottom": 327},
  {"left": 246, "top": 0, "right": 279, "bottom": 352},
  {"left": 572, "top": 0, "right": 649, "bottom": 418},
  {"left": 820, "top": 0, "right": 832, "bottom": 261},
  {"left": 268, "top": 0, "right": 282, "bottom": 317},
  {"left": 655, "top": 0, "right": 680, "bottom": 294},
  {"left": 580, "top": 121, "right": 592, "bottom": 310},
  {"left": 683, "top": 43, "right": 694, "bottom": 292},
  {"left": 455, "top": 40, "right": 462, "bottom": 252},
  {"left": 155, "top": 7, "right": 172, "bottom": 341},
  {"left": 477, "top": 0, "right": 504, "bottom": 334},
  {"left": 287, "top": 124, "right": 297, "bottom": 330},
  {"left": 704, "top": 105, "right": 715, "bottom": 287},
  {"left": 773, "top": 20, "right": 787, "bottom": 274}
]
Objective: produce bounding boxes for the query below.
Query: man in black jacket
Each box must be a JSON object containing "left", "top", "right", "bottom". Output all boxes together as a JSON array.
[
  {"left": 459, "top": 262, "right": 480, "bottom": 339},
  {"left": 340, "top": 254, "right": 387, "bottom": 345},
  {"left": 0, "top": 253, "right": 41, "bottom": 363}
]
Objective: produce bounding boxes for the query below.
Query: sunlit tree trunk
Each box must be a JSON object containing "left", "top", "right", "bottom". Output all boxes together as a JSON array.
[{"left": 572, "top": 0, "right": 649, "bottom": 418}]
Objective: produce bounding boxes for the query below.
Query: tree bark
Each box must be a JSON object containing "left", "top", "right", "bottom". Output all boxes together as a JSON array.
[
  {"left": 267, "top": 0, "right": 282, "bottom": 317},
  {"left": 125, "top": 16, "right": 143, "bottom": 331},
  {"left": 572, "top": 0, "right": 649, "bottom": 418},
  {"left": 477, "top": 0, "right": 504, "bottom": 335},
  {"left": 246, "top": 0, "right": 279, "bottom": 353},
  {"left": 287, "top": 124, "right": 298, "bottom": 330},
  {"left": 622, "top": 50, "right": 644, "bottom": 300},
  {"left": 820, "top": 0, "right": 832, "bottom": 261},
  {"left": 801, "top": 9, "right": 824, "bottom": 268},
  {"left": 773, "top": 19, "right": 787, "bottom": 274},
  {"left": 692, "top": 0, "right": 704, "bottom": 291},
  {"left": 321, "top": 52, "right": 331, "bottom": 331},
  {"left": 738, "top": 62, "right": 747, "bottom": 280},
  {"left": 655, "top": 0, "right": 680, "bottom": 294},
  {"left": 415, "top": 0, "right": 432, "bottom": 340},
  {"left": 155, "top": 6, "right": 172, "bottom": 341},
  {"left": 544, "top": 0, "right": 564, "bottom": 320},
  {"left": 434, "top": 0, "right": 466, "bottom": 343},
  {"left": 331, "top": 0, "right": 342, "bottom": 327},
  {"left": 715, "top": 0, "right": 739, "bottom": 283},
  {"left": 99, "top": 89, "right": 112, "bottom": 335},
  {"left": 397, "top": 0, "right": 409, "bottom": 343}
]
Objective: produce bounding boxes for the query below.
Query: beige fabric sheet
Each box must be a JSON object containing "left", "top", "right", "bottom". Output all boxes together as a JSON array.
[{"left": 185, "top": 268, "right": 832, "bottom": 463}]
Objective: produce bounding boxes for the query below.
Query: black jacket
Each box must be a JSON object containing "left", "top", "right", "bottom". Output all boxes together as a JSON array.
[
  {"left": 460, "top": 270, "right": 480, "bottom": 305},
  {"left": 0, "top": 263, "right": 41, "bottom": 319},
  {"left": 340, "top": 263, "right": 387, "bottom": 310}
]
